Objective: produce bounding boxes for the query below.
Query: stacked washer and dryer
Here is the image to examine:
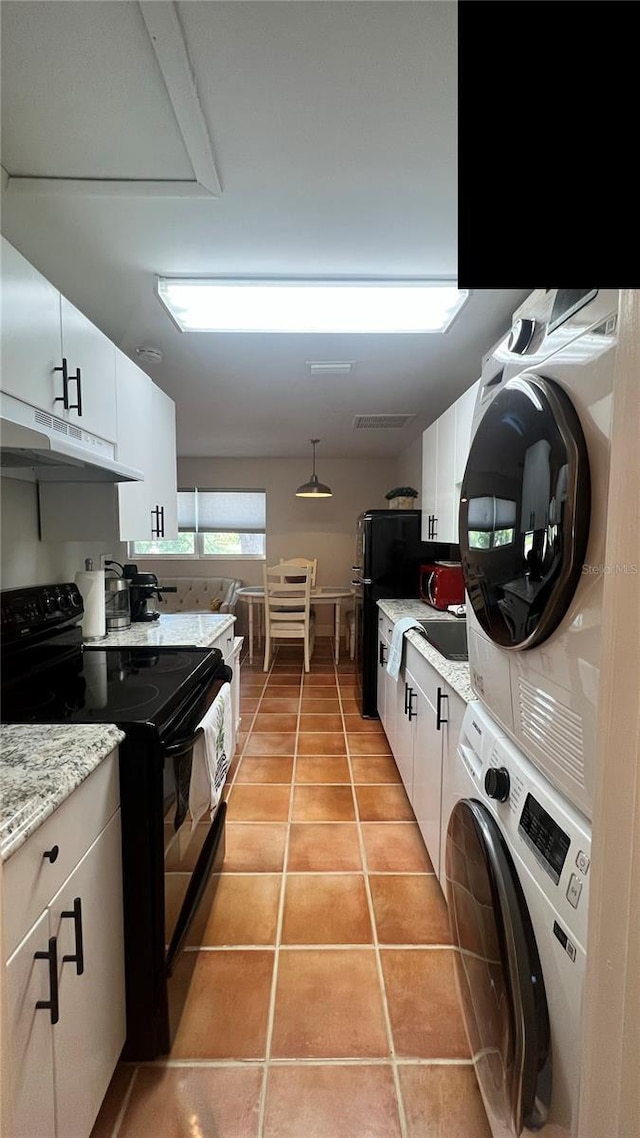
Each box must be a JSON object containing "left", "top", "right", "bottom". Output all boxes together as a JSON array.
[{"left": 442, "top": 289, "right": 619, "bottom": 1138}]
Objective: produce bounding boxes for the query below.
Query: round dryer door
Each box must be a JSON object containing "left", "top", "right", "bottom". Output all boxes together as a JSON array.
[
  {"left": 459, "top": 374, "right": 590, "bottom": 649},
  {"left": 446, "top": 799, "right": 551, "bottom": 1135}
]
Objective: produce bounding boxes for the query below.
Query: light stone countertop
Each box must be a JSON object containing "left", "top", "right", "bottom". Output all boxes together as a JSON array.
[
  {"left": 0, "top": 723, "right": 125, "bottom": 862},
  {"left": 86, "top": 612, "right": 236, "bottom": 649},
  {"left": 377, "top": 599, "right": 474, "bottom": 704}
]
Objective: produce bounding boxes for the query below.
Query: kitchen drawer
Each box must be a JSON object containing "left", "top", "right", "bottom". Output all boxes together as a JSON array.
[
  {"left": 405, "top": 640, "right": 442, "bottom": 708},
  {"left": 378, "top": 612, "right": 394, "bottom": 642},
  {"left": 3, "top": 750, "right": 119, "bottom": 958}
]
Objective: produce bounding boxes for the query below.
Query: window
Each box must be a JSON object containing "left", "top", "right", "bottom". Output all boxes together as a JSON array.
[{"left": 129, "top": 489, "right": 266, "bottom": 559}]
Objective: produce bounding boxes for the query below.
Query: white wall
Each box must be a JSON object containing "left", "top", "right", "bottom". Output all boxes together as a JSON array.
[{"left": 0, "top": 476, "right": 127, "bottom": 589}]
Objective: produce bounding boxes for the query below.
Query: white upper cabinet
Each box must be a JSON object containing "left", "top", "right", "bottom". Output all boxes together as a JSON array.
[
  {"left": 115, "top": 353, "right": 178, "bottom": 542},
  {"left": 150, "top": 382, "right": 178, "bottom": 540},
  {"left": 421, "top": 420, "right": 438, "bottom": 541},
  {"left": 0, "top": 237, "right": 63, "bottom": 413},
  {"left": 59, "top": 297, "right": 117, "bottom": 442},
  {"left": 1, "top": 237, "right": 117, "bottom": 442},
  {"left": 421, "top": 378, "right": 480, "bottom": 544}
]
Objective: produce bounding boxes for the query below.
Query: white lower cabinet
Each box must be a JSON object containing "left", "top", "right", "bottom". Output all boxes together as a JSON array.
[
  {"left": 376, "top": 613, "right": 397, "bottom": 754},
  {"left": 383, "top": 637, "right": 465, "bottom": 881},
  {"left": 3, "top": 752, "right": 125, "bottom": 1138}
]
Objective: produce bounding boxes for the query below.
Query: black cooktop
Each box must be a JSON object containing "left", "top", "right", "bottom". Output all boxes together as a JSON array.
[
  {"left": 1, "top": 582, "right": 226, "bottom": 734},
  {"left": 1, "top": 643, "right": 223, "bottom": 731}
]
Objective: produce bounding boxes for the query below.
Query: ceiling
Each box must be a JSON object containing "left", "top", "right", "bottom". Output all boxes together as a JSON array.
[{"left": 0, "top": 1, "right": 529, "bottom": 460}]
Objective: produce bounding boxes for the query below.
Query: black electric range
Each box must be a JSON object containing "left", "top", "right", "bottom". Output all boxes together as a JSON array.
[{"left": 1, "top": 582, "right": 232, "bottom": 1059}]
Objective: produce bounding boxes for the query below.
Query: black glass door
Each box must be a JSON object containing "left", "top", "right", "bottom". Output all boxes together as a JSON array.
[
  {"left": 459, "top": 374, "right": 590, "bottom": 649},
  {"left": 446, "top": 799, "right": 551, "bottom": 1134}
]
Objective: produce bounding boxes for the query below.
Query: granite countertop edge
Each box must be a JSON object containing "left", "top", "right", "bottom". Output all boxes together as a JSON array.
[
  {"left": 377, "top": 599, "right": 475, "bottom": 704},
  {"left": 0, "top": 723, "right": 125, "bottom": 863},
  {"left": 84, "top": 612, "right": 236, "bottom": 649}
]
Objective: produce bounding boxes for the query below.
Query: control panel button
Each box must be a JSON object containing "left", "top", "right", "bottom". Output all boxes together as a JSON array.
[
  {"left": 566, "top": 874, "right": 583, "bottom": 909},
  {"left": 576, "top": 850, "right": 590, "bottom": 876}
]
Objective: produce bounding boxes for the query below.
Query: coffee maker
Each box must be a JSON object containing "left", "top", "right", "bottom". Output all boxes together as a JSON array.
[{"left": 123, "top": 564, "right": 178, "bottom": 622}]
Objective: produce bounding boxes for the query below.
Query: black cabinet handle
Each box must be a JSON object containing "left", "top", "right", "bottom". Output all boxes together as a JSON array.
[
  {"left": 61, "top": 897, "right": 84, "bottom": 975},
  {"left": 404, "top": 681, "right": 410, "bottom": 714},
  {"left": 151, "top": 505, "right": 161, "bottom": 538},
  {"left": 67, "top": 366, "right": 82, "bottom": 415},
  {"left": 35, "top": 937, "right": 60, "bottom": 1025},
  {"left": 436, "top": 686, "right": 448, "bottom": 730},
  {"left": 407, "top": 688, "right": 417, "bottom": 721},
  {"left": 43, "top": 845, "right": 59, "bottom": 863},
  {"left": 379, "top": 641, "right": 387, "bottom": 666},
  {"left": 159, "top": 505, "right": 165, "bottom": 538},
  {"left": 54, "top": 359, "right": 70, "bottom": 410}
]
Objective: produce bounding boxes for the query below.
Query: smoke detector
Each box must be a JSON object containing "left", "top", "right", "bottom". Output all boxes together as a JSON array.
[{"left": 136, "top": 346, "right": 164, "bottom": 364}]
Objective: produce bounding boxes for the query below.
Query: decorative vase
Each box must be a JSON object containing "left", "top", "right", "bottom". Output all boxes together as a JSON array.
[{"left": 388, "top": 497, "right": 415, "bottom": 510}]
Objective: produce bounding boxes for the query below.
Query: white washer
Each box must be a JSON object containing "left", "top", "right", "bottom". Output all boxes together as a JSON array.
[
  {"left": 442, "top": 700, "right": 591, "bottom": 1138},
  {"left": 460, "top": 289, "right": 619, "bottom": 819}
]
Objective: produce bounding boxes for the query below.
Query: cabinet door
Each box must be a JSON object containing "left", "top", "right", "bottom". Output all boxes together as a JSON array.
[
  {"left": 410, "top": 674, "right": 442, "bottom": 878},
  {"left": 421, "top": 421, "right": 438, "bottom": 540},
  {"left": 60, "top": 297, "right": 117, "bottom": 442},
  {"left": 377, "top": 631, "right": 388, "bottom": 731},
  {"left": 435, "top": 403, "right": 456, "bottom": 543},
  {"left": 150, "top": 383, "right": 178, "bottom": 540},
  {"left": 115, "top": 351, "right": 154, "bottom": 540},
  {"left": 0, "top": 237, "right": 62, "bottom": 413},
  {"left": 438, "top": 686, "right": 466, "bottom": 887},
  {"left": 393, "top": 671, "right": 414, "bottom": 799},
  {"left": 454, "top": 380, "right": 480, "bottom": 485},
  {"left": 49, "top": 811, "right": 125, "bottom": 1138},
  {"left": 5, "top": 910, "right": 57, "bottom": 1138}
]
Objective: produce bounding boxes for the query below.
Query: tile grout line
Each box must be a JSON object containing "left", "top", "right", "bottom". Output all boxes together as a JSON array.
[
  {"left": 337, "top": 665, "right": 410, "bottom": 1138},
  {"left": 255, "top": 644, "right": 303, "bottom": 1138}
]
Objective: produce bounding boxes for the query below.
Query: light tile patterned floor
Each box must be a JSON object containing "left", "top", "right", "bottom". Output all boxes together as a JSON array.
[{"left": 92, "top": 639, "right": 491, "bottom": 1138}]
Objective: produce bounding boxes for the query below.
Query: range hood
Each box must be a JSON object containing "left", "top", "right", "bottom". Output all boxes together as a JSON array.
[{"left": 0, "top": 395, "right": 144, "bottom": 483}]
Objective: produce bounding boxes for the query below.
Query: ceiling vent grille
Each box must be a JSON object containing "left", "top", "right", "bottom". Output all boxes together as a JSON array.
[
  {"left": 353, "top": 414, "right": 416, "bottom": 430},
  {"left": 306, "top": 361, "right": 354, "bottom": 376}
]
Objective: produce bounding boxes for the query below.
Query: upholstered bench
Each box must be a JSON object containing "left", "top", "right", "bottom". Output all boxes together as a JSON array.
[{"left": 159, "top": 577, "right": 242, "bottom": 615}]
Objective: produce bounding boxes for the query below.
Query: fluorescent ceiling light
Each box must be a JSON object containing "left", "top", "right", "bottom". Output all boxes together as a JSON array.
[{"left": 155, "top": 278, "right": 468, "bottom": 333}]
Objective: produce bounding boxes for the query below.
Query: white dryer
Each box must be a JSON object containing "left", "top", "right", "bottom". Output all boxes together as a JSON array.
[
  {"left": 442, "top": 701, "right": 591, "bottom": 1138},
  {"left": 459, "top": 288, "right": 619, "bottom": 819}
]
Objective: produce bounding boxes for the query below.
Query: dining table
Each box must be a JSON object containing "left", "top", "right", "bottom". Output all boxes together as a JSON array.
[{"left": 236, "top": 585, "right": 354, "bottom": 664}]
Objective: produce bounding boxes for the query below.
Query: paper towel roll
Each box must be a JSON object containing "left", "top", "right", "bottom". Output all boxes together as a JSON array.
[{"left": 75, "top": 569, "right": 106, "bottom": 641}]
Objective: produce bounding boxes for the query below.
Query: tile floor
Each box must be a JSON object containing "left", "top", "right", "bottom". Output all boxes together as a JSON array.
[{"left": 91, "top": 638, "right": 491, "bottom": 1138}]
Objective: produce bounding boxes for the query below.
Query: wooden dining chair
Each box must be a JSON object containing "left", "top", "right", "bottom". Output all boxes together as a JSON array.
[
  {"left": 279, "top": 557, "right": 317, "bottom": 585},
  {"left": 263, "top": 561, "right": 316, "bottom": 672}
]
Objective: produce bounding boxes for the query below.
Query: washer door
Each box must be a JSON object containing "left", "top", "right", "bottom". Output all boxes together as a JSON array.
[
  {"left": 446, "top": 799, "right": 551, "bottom": 1135},
  {"left": 459, "top": 374, "right": 590, "bottom": 649}
]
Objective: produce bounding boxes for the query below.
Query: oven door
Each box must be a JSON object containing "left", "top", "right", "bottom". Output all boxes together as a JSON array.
[{"left": 161, "top": 667, "right": 232, "bottom": 974}]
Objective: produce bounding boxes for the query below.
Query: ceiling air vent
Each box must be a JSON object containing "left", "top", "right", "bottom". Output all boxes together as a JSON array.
[
  {"left": 353, "top": 414, "right": 416, "bottom": 430},
  {"left": 306, "top": 361, "right": 354, "bottom": 376}
]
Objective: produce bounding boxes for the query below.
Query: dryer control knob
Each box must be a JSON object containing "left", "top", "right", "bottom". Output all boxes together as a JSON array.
[
  {"left": 508, "top": 317, "right": 536, "bottom": 354},
  {"left": 485, "top": 766, "right": 510, "bottom": 802}
]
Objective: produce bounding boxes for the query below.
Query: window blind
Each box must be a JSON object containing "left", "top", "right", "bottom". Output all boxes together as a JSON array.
[{"left": 178, "top": 488, "right": 266, "bottom": 533}]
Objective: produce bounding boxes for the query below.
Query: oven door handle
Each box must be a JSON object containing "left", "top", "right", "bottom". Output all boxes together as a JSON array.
[{"left": 163, "top": 727, "right": 204, "bottom": 758}]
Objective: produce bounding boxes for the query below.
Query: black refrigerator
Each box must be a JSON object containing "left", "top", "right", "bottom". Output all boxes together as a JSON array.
[{"left": 352, "top": 509, "right": 452, "bottom": 717}]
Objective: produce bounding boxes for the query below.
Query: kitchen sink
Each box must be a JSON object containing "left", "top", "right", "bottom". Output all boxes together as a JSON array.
[{"left": 412, "top": 619, "right": 468, "bottom": 661}]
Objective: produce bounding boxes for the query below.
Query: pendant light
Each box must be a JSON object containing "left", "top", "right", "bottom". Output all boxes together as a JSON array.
[{"left": 295, "top": 438, "right": 332, "bottom": 498}]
